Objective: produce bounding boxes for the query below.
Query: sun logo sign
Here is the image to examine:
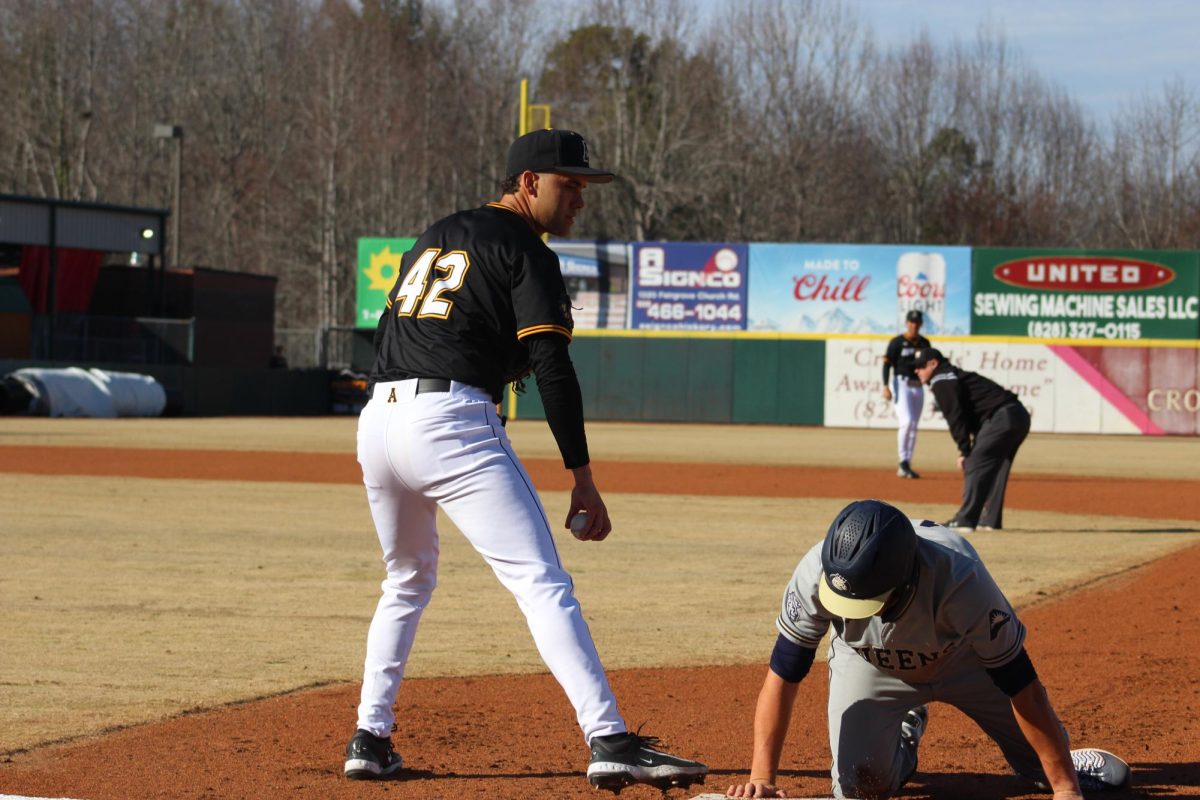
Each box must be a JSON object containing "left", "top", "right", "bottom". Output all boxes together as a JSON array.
[{"left": 366, "top": 246, "right": 405, "bottom": 292}]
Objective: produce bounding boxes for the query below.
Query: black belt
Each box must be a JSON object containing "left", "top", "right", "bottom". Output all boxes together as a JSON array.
[{"left": 415, "top": 378, "right": 451, "bottom": 394}]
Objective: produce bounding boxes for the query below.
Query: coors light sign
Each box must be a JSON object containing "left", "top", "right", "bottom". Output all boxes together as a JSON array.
[{"left": 896, "top": 252, "right": 946, "bottom": 332}]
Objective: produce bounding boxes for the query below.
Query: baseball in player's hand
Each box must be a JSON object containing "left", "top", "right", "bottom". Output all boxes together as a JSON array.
[
  {"left": 727, "top": 779, "right": 787, "bottom": 797},
  {"left": 566, "top": 465, "right": 612, "bottom": 541},
  {"left": 882, "top": 386, "right": 893, "bottom": 401}
]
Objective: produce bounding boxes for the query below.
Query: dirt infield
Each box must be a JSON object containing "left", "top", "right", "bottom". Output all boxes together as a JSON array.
[
  {"left": 1, "top": 421, "right": 1198, "bottom": 799},
  {"left": 3, "top": 543, "right": 1198, "bottom": 800},
  {"left": 3, "top": 444, "right": 1198, "bottom": 520}
]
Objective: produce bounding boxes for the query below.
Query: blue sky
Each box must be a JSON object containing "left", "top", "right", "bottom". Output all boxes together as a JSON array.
[
  {"left": 691, "top": 0, "right": 1198, "bottom": 124},
  {"left": 851, "top": 0, "right": 1199, "bottom": 123}
]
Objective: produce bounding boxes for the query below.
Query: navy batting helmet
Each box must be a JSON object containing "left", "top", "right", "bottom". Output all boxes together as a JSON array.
[{"left": 819, "top": 500, "right": 918, "bottom": 619}]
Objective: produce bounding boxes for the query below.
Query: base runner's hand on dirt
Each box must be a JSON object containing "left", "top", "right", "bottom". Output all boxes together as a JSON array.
[{"left": 727, "top": 780, "right": 787, "bottom": 798}]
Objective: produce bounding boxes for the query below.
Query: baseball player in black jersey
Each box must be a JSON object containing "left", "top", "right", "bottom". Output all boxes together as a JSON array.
[
  {"left": 726, "top": 500, "right": 1131, "bottom": 799},
  {"left": 912, "top": 348, "right": 1032, "bottom": 532},
  {"left": 881, "top": 310, "right": 931, "bottom": 479},
  {"left": 343, "top": 128, "right": 707, "bottom": 793}
]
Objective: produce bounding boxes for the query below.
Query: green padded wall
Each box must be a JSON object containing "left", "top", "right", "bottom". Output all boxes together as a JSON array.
[{"left": 511, "top": 335, "right": 824, "bottom": 425}]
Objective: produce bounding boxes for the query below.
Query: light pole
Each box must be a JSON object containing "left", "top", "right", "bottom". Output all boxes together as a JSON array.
[{"left": 153, "top": 124, "right": 183, "bottom": 268}]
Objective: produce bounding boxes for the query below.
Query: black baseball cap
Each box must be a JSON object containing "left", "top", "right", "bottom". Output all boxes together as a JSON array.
[
  {"left": 911, "top": 348, "right": 945, "bottom": 369},
  {"left": 905, "top": 309, "right": 924, "bottom": 323},
  {"left": 819, "top": 500, "right": 918, "bottom": 619},
  {"left": 505, "top": 129, "right": 615, "bottom": 184}
]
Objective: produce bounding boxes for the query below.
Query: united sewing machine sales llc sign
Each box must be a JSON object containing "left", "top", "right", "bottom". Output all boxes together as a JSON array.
[
  {"left": 630, "top": 242, "right": 749, "bottom": 331},
  {"left": 972, "top": 248, "right": 1200, "bottom": 340}
]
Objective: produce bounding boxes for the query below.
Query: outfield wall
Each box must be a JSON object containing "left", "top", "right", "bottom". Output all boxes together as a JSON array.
[
  {"left": 511, "top": 333, "right": 1200, "bottom": 436},
  {"left": 510, "top": 333, "right": 826, "bottom": 425}
]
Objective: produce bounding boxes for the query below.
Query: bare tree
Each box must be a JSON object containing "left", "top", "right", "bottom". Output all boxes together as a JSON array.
[
  {"left": 0, "top": 0, "right": 1194, "bottom": 338},
  {"left": 717, "top": 0, "right": 875, "bottom": 242},
  {"left": 0, "top": 0, "right": 104, "bottom": 199},
  {"left": 862, "top": 32, "right": 961, "bottom": 243},
  {"left": 1105, "top": 79, "right": 1200, "bottom": 249},
  {"left": 540, "top": 0, "right": 733, "bottom": 240}
]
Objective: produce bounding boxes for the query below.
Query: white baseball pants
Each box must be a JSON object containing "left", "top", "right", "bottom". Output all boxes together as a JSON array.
[
  {"left": 354, "top": 379, "right": 626, "bottom": 743},
  {"left": 892, "top": 377, "right": 924, "bottom": 464}
]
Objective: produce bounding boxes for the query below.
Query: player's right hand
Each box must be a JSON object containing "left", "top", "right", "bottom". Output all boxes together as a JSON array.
[
  {"left": 882, "top": 387, "right": 893, "bottom": 401},
  {"left": 726, "top": 780, "right": 787, "bottom": 797},
  {"left": 566, "top": 465, "right": 612, "bottom": 541}
]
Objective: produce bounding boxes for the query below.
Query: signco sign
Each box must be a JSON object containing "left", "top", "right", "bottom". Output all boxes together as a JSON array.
[
  {"left": 630, "top": 243, "right": 748, "bottom": 331},
  {"left": 972, "top": 249, "right": 1200, "bottom": 341}
]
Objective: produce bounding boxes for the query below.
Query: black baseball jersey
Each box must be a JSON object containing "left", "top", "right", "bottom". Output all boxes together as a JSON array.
[
  {"left": 926, "top": 364, "right": 1022, "bottom": 456},
  {"left": 371, "top": 203, "right": 574, "bottom": 402},
  {"left": 882, "top": 333, "right": 932, "bottom": 383}
]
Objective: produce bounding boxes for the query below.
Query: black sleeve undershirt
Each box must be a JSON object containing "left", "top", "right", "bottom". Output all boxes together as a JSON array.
[
  {"left": 882, "top": 336, "right": 900, "bottom": 385},
  {"left": 526, "top": 334, "right": 590, "bottom": 469},
  {"left": 985, "top": 646, "right": 1038, "bottom": 697}
]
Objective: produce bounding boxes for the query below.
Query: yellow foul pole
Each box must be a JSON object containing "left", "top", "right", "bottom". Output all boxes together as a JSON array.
[
  {"left": 507, "top": 81, "right": 531, "bottom": 420},
  {"left": 506, "top": 80, "right": 554, "bottom": 421}
]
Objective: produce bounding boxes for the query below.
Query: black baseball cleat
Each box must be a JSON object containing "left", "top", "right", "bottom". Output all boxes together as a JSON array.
[
  {"left": 943, "top": 518, "right": 975, "bottom": 533},
  {"left": 587, "top": 730, "right": 707, "bottom": 794},
  {"left": 897, "top": 461, "right": 921, "bottom": 479},
  {"left": 344, "top": 729, "right": 403, "bottom": 780}
]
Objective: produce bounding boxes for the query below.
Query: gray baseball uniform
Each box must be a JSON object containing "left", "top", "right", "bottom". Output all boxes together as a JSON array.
[{"left": 776, "top": 521, "right": 1049, "bottom": 798}]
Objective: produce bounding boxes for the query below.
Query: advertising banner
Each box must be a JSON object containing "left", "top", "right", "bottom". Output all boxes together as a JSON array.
[
  {"left": 356, "top": 237, "right": 417, "bottom": 329},
  {"left": 549, "top": 240, "right": 629, "bottom": 329},
  {"left": 747, "top": 244, "right": 971, "bottom": 336},
  {"left": 630, "top": 242, "right": 748, "bottom": 331},
  {"left": 972, "top": 248, "right": 1200, "bottom": 340},
  {"left": 825, "top": 338, "right": 1200, "bottom": 435}
]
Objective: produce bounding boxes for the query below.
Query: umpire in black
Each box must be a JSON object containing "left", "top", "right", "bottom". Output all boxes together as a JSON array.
[{"left": 912, "top": 349, "right": 1031, "bottom": 532}]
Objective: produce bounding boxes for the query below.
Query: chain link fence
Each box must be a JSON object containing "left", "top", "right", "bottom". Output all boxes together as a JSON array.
[
  {"left": 275, "top": 326, "right": 372, "bottom": 371},
  {"left": 32, "top": 314, "right": 194, "bottom": 364}
]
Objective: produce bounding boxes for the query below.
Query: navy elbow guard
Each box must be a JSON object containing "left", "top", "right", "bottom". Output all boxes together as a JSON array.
[
  {"left": 986, "top": 647, "right": 1038, "bottom": 697},
  {"left": 769, "top": 634, "right": 816, "bottom": 683}
]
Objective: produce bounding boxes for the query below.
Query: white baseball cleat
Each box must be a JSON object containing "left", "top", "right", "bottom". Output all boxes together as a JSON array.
[{"left": 1071, "top": 748, "right": 1132, "bottom": 791}]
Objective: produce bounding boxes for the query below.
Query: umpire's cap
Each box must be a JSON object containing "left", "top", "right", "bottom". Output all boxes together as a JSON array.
[
  {"left": 506, "top": 129, "right": 615, "bottom": 183},
  {"left": 911, "top": 348, "right": 945, "bottom": 369},
  {"left": 819, "top": 500, "right": 918, "bottom": 619}
]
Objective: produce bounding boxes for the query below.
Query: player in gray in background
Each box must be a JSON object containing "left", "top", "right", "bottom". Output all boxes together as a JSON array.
[{"left": 726, "top": 500, "right": 1130, "bottom": 799}]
